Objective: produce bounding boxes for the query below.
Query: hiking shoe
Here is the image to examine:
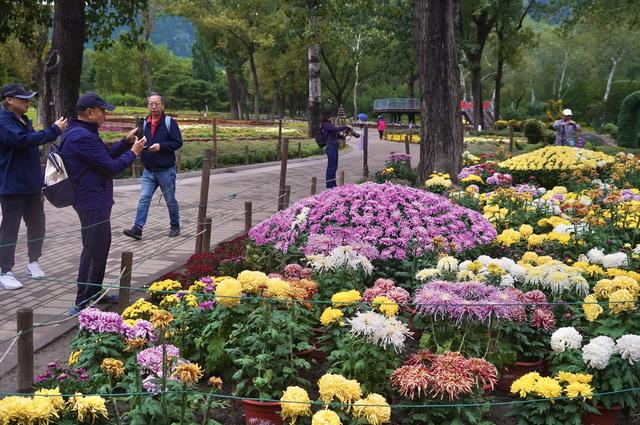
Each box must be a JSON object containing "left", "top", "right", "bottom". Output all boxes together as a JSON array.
[
  {"left": 123, "top": 225, "right": 143, "bottom": 240},
  {"left": 168, "top": 227, "right": 180, "bottom": 238},
  {"left": 0, "top": 272, "right": 23, "bottom": 290},
  {"left": 26, "top": 262, "right": 45, "bottom": 279},
  {"left": 97, "top": 294, "right": 119, "bottom": 305},
  {"left": 68, "top": 305, "right": 83, "bottom": 316}
]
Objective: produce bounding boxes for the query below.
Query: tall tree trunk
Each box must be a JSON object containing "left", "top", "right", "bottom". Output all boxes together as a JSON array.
[
  {"left": 407, "top": 74, "right": 417, "bottom": 98},
  {"left": 414, "top": 0, "right": 463, "bottom": 184},
  {"left": 470, "top": 62, "right": 484, "bottom": 129},
  {"left": 226, "top": 65, "right": 240, "bottom": 119},
  {"left": 494, "top": 33, "right": 505, "bottom": 121},
  {"left": 603, "top": 55, "right": 621, "bottom": 102},
  {"left": 32, "top": 26, "right": 49, "bottom": 126},
  {"left": 557, "top": 51, "right": 569, "bottom": 98},
  {"left": 247, "top": 44, "right": 260, "bottom": 120},
  {"left": 238, "top": 74, "right": 249, "bottom": 120},
  {"left": 352, "top": 33, "right": 362, "bottom": 117},
  {"left": 141, "top": 5, "right": 154, "bottom": 94},
  {"left": 49, "top": 0, "right": 86, "bottom": 119},
  {"left": 307, "top": 0, "right": 322, "bottom": 137}
]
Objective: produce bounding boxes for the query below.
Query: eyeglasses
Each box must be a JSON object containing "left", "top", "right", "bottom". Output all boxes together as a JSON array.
[{"left": 148, "top": 102, "right": 163, "bottom": 106}]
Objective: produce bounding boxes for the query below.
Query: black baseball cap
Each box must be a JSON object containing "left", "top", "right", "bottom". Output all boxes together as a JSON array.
[
  {"left": 0, "top": 83, "right": 37, "bottom": 100},
  {"left": 77, "top": 92, "right": 115, "bottom": 111}
]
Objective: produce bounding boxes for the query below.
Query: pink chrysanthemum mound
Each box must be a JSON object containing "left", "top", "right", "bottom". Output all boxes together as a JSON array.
[{"left": 249, "top": 182, "right": 496, "bottom": 260}]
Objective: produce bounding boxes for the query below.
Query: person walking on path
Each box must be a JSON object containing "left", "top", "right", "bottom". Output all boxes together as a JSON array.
[
  {"left": 61, "top": 93, "right": 144, "bottom": 315},
  {"left": 123, "top": 93, "right": 182, "bottom": 240},
  {"left": 553, "top": 108, "right": 581, "bottom": 147},
  {"left": 376, "top": 115, "right": 386, "bottom": 139},
  {"left": 321, "top": 113, "right": 349, "bottom": 189},
  {"left": 0, "top": 83, "right": 67, "bottom": 290}
]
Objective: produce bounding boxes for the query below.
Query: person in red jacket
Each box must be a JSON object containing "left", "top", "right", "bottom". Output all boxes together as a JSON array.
[{"left": 376, "top": 115, "right": 386, "bottom": 139}]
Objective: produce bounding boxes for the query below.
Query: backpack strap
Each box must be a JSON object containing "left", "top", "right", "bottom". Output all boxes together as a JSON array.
[{"left": 164, "top": 115, "right": 172, "bottom": 133}]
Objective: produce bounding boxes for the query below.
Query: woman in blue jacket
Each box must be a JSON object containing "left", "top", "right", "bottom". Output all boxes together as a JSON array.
[{"left": 0, "top": 83, "right": 67, "bottom": 290}]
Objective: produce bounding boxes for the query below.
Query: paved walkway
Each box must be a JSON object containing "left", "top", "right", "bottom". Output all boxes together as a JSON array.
[{"left": 0, "top": 131, "right": 419, "bottom": 377}]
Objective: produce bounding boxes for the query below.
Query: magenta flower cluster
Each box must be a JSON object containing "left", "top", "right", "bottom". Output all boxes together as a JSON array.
[
  {"left": 389, "top": 152, "right": 411, "bottom": 162},
  {"left": 137, "top": 344, "right": 181, "bottom": 375},
  {"left": 249, "top": 182, "right": 496, "bottom": 260},
  {"left": 412, "top": 281, "right": 525, "bottom": 322},
  {"left": 363, "top": 278, "right": 410, "bottom": 306},
  {"left": 78, "top": 308, "right": 156, "bottom": 341},
  {"left": 486, "top": 172, "right": 513, "bottom": 186}
]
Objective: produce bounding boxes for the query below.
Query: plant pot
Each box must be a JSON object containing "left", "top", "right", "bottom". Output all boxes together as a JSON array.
[
  {"left": 496, "top": 359, "right": 545, "bottom": 393},
  {"left": 241, "top": 399, "right": 282, "bottom": 425},
  {"left": 582, "top": 405, "right": 621, "bottom": 425}
]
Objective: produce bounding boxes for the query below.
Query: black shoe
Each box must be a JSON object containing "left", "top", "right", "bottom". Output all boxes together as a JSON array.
[
  {"left": 123, "top": 225, "right": 142, "bottom": 240},
  {"left": 169, "top": 227, "right": 180, "bottom": 237}
]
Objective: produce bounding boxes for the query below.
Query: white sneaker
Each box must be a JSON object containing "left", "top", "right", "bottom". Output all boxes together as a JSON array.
[
  {"left": 26, "top": 262, "right": 45, "bottom": 279},
  {"left": 0, "top": 272, "right": 23, "bottom": 289}
]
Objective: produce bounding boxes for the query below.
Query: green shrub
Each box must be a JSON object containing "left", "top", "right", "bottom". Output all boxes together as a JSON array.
[
  {"left": 616, "top": 91, "right": 640, "bottom": 148},
  {"left": 523, "top": 119, "right": 546, "bottom": 144},
  {"left": 544, "top": 130, "right": 556, "bottom": 145},
  {"left": 103, "top": 93, "right": 146, "bottom": 107},
  {"left": 603, "top": 122, "right": 618, "bottom": 138}
]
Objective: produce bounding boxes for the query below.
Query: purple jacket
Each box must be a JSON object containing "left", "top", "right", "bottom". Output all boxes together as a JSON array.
[
  {"left": 321, "top": 122, "right": 349, "bottom": 145},
  {"left": 61, "top": 119, "right": 136, "bottom": 211}
]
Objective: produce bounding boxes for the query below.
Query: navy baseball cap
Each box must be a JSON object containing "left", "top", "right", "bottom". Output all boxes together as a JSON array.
[
  {"left": 0, "top": 83, "right": 37, "bottom": 100},
  {"left": 77, "top": 92, "right": 115, "bottom": 111}
]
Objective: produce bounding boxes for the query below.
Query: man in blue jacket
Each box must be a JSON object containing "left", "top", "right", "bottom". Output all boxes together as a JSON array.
[
  {"left": 0, "top": 83, "right": 67, "bottom": 290},
  {"left": 321, "top": 113, "right": 349, "bottom": 189},
  {"left": 61, "top": 93, "right": 144, "bottom": 314},
  {"left": 123, "top": 92, "right": 182, "bottom": 240}
]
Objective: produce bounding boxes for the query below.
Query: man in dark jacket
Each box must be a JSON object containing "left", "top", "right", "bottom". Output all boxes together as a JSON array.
[
  {"left": 61, "top": 93, "right": 144, "bottom": 314},
  {"left": 124, "top": 92, "right": 182, "bottom": 240},
  {"left": 321, "top": 114, "right": 349, "bottom": 189},
  {"left": 0, "top": 83, "right": 67, "bottom": 290}
]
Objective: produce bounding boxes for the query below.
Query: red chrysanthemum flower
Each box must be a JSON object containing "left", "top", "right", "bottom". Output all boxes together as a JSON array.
[
  {"left": 390, "top": 364, "right": 431, "bottom": 400},
  {"left": 466, "top": 357, "right": 498, "bottom": 391},
  {"left": 427, "top": 352, "right": 474, "bottom": 400}
]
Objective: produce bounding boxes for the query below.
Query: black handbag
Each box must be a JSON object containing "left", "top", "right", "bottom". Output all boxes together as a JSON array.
[{"left": 43, "top": 140, "right": 76, "bottom": 208}]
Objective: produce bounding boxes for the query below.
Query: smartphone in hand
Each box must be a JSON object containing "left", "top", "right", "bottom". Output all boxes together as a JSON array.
[{"left": 136, "top": 117, "right": 145, "bottom": 138}]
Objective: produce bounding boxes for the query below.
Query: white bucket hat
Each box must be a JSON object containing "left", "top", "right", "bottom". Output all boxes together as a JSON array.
[{"left": 562, "top": 108, "right": 573, "bottom": 116}]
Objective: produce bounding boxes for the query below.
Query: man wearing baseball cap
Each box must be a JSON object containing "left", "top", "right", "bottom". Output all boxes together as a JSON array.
[
  {"left": 553, "top": 108, "right": 581, "bottom": 147},
  {"left": 0, "top": 83, "right": 67, "bottom": 290},
  {"left": 61, "top": 92, "right": 145, "bottom": 314}
]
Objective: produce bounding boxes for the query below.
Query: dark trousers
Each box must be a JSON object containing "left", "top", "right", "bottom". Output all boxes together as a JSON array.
[
  {"left": 325, "top": 143, "right": 339, "bottom": 189},
  {"left": 75, "top": 207, "right": 112, "bottom": 308},
  {"left": 378, "top": 130, "right": 384, "bottom": 138},
  {"left": 0, "top": 194, "right": 45, "bottom": 273}
]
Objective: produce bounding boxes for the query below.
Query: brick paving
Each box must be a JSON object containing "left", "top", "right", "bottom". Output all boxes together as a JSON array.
[{"left": 0, "top": 130, "right": 419, "bottom": 376}]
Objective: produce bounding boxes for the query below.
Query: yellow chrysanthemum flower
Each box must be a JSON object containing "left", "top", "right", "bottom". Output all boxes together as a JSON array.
[
  {"left": 519, "top": 224, "right": 534, "bottom": 237},
  {"left": 122, "top": 298, "right": 159, "bottom": 321},
  {"left": 147, "top": 279, "right": 182, "bottom": 298},
  {"left": 237, "top": 270, "right": 268, "bottom": 294},
  {"left": 172, "top": 362, "right": 203, "bottom": 385},
  {"left": 101, "top": 358, "right": 125, "bottom": 378},
  {"left": 215, "top": 278, "right": 243, "bottom": 307},
  {"left": 582, "top": 294, "right": 603, "bottom": 322},
  {"left": 353, "top": 393, "right": 391, "bottom": 424},
  {"left": 564, "top": 381, "right": 594, "bottom": 399},
  {"left": 608, "top": 289, "right": 636, "bottom": 314},
  {"left": 70, "top": 394, "right": 109, "bottom": 423},
  {"left": 320, "top": 307, "right": 344, "bottom": 326},
  {"left": 264, "top": 277, "right": 294, "bottom": 299},
  {"left": 68, "top": 349, "right": 82, "bottom": 366},
  {"left": 312, "top": 409, "right": 341, "bottom": 425},
  {"left": 533, "top": 377, "right": 563, "bottom": 399},
  {"left": 510, "top": 372, "right": 540, "bottom": 398},
  {"left": 318, "top": 373, "right": 362, "bottom": 404},
  {"left": 331, "top": 290, "right": 361, "bottom": 307},
  {"left": 280, "top": 386, "right": 312, "bottom": 424},
  {"left": 372, "top": 296, "right": 399, "bottom": 317}
]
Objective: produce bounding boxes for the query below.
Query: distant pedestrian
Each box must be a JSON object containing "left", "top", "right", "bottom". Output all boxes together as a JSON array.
[
  {"left": 336, "top": 104, "right": 346, "bottom": 125},
  {"left": 553, "top": 109, "right": 581, "bottom": 147},
  {"left": 0, "top": 83, "right": 67, "bottom": 290},
  {"left": 376, "top": 115, "right": 386, "bottom": 139},
  {"left": 61, "top": 93, "right": 144, "bottom": 315},
  {"left": 321, "top": 114, "right": 349, "bottom": 189},
  {"left": 124, "top": 93, "right": 182, "bottom": 240}
]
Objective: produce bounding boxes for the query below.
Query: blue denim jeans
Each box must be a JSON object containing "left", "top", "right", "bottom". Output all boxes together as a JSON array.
[
  {"left": 325, "top": 143, "right": 339, "bottom": 188},
  {"left": 134, "top": 166, "right": 180, "bottom": 229}
]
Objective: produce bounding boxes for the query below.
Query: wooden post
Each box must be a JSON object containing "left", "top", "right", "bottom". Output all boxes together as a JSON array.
[
  {"left": 176, "top": 151, "right": 182, "bottom": 172},
  {"left": 16, "top": 309, "right": 33, "bottom": 393},
  {"left": 212, "top": 119, "right": 218, "bottom": 168},
  {"left": 202, "top": 217, "right": 212, "bottom": 253},
  {"left": 339, "top": 170, "right": 345, "bottom": 186},
  {"left": 245, "top": 202, "right": 252, "bottom": 233},
  {"left": 298, "top": 141, "right": 302, "bottom": 158},
  {"left": 244, "top": 144, "right": 250, "bottom": 165},
  {"left": 363, "top": 126, "right": 369, "bottom": 177},
  {"left": 407, "top": 125, "right": 413, "bottom": 156},
  {"left": 277, "top": 138, "right": 289, "bottom": 211},
  {"left": 277, "top": 119, "right": 283, "bottom": 160},
  {"left": 195, "top": 149, "right": 212, "bottom": 253},
  {"left": 132, "top": 157, "right": 141, "bottom": 178},
  {"left": 311, "top": 176, "right": 317, "bottom": 195},
  {"left": 508, "top": 124, "right": 514, "bottom": 153},
  {"left": 116, "top": 252, "right": 133, "bottom": 314},
  {"left": 284, "top": 185, "right": 291, "bottom": 209}
]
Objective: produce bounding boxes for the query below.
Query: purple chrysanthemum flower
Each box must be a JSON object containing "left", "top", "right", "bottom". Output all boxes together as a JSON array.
[
  {"left": 389, "top": 152, "right": 411, "bottom": 162},
  {"left": 121, "top": 320, "right": 157, "bottom": 342},
  {"left": 137, "top": 344, "right": 181, "bottom": 376},
  {"left": 78, "top": 308, "right": 123, "bottom": 334},
  {"left": 199, "top": 300, "right": 215, "bottom": 310}
]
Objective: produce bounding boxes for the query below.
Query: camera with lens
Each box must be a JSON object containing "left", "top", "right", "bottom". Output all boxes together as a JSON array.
[{"left": 339, "top": 126, "right": 361, "bottom": 140}]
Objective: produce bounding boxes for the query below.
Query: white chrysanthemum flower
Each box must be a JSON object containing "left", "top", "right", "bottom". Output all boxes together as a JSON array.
[
  {"left": 348, "top": 311, "right": 411, "bottom": 352},
  {"left": 509, "top": 264, "right": 527, "bottom": 281},
  {"left": 553, "top": 224, "right": 574, "bottom": 234},
  {"left": 615, "top": 334, "right": 640, "bottom": 365},
  {"left": 568, "top": 275, "right": 590, "bottom": 296},
  {"left": 551, "top": 327, "right": 583, "bottom": 353},
  {"left": 524, "top": 267, "right": 546, "bottom": 287},
  {"left": 536, "top": 187, "right": 547, "bottom": 196},
  {"left": 582, "top": 336, "right": 616, "bottom": 370},
  {"left": 602, "top": 253, "right": 628, "bottom": 269},
  {"left": 633, "top": 244, "right": 640, "bottom": 256},
  {"left": 290, "top": 207, "right": 310, "bottom": 229},
  {"left": 436, "top": 256, "right": 458, "bottom": 272},
  {"left": 458, "top": 260, "right": 472, "bottom": 271},
  {"left": 415, "top": 268, "right": 440, "bottom": 281},
  {"left": 545, "top": 271, "right": 569, "bottom": 296},
  {"left": 306, "top": 254, "right": 332, "bottom": 272},
  {"left": 326, "top": 246, "right": 374, "bottom": 275},
  {"left": 477, "top": 255, "right": 493, "bottom": 265},
  {"left": 587, "top": 248, "right": 605, "bottom": 265},
  {"left": 499, "top": 274, "right": 515, "bottom": 287},
  {"left": 348, "top": 311, "right": 386, "bottom": 339}
]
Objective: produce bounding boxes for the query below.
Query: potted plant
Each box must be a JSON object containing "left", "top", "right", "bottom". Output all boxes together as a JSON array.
[
  {"left": 507, "top": 371, "right": 598, "bottom": 424},
  {"left": 224, "top": 276, "right": 315, "bottom": 424},
  {"left": 390, "top": 350, "right": 498, "bottom": 424},
  {"left": 497, "top": 289, "right": 556, "bottom": 391}
]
